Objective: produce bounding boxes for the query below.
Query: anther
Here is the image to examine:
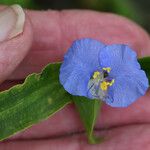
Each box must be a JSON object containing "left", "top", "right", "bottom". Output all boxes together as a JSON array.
[
  {"left": 100, "top": 81, "right": 109, "bottom": 91},
  {"left": 93, "top": 71, "right": 100, "bottom": 79},
  {"left": 103, "top": 67, "right": 111, "bottom": 73}
]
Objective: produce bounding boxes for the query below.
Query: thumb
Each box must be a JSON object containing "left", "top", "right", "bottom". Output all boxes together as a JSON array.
[{"left": 0, "top": 5, "right": 32, "bottom": 83}]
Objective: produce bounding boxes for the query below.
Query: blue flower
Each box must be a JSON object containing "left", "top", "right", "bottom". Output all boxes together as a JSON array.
[{"left": 59, "top": 38, "right": 149, "bottom": 107}]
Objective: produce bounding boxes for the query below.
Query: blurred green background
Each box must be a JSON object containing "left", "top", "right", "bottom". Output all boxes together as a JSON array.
[{"left": 0, "top": 0, "right": 149, "bottom": 32}]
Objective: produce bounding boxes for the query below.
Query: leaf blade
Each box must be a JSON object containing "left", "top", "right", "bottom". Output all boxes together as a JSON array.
[
  {"left": 0, "top": 63, "right": 71, "bottom": 141},
  {"left": 73, "top": 96, "right": 102, "bottom": 144},
  {"left": 138, "top": 57, "right": 150, "bottom": 85}
]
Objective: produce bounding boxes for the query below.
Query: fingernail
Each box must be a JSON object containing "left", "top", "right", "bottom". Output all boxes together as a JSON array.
[{"left": 0, "top": 4, "right": 25, "bottom": 42}]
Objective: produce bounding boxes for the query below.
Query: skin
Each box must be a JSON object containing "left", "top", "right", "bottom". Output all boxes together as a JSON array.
[{"left": 0, "top": 8, "right": 150, "bottom": 150}]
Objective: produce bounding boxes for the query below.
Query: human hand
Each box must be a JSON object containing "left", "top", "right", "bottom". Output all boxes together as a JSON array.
[{"left": 0, "top": 5, "right": 150, "bottom": 150}]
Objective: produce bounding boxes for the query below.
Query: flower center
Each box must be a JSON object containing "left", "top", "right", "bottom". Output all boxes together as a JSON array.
[{"left": 88, "top": 67, "right": 115, "bottom": 100}]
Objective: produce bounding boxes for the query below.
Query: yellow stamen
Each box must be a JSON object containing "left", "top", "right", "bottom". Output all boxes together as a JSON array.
[
  {"left": 100, "top": 81, "right": 109, "bottom": 91},
  {"left": 103, "top": 67, "right": 111, "bottom": 73},
  {"left": 100, "top": 79, "right": 115, "bottom": 91},
  {"left": 93, "top": 71, "right": 100, "bottom": 79},
  {"left": 109, "top": 79, "right": 115, "bottom": 86}
]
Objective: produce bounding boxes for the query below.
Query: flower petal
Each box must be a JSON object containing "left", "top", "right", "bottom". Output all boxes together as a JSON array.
[
  {"left": 99, "top": 44, "right": 140, "bottom": 76},
  {"left": 59, "top": 38, "right": 105, "bottom": 96},
  {"left": 105, "top": 70, "right": 149, "bottom": 107}
]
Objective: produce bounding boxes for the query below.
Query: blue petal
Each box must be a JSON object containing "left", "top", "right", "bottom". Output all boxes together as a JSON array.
[
  {"left": 105, "top": 70, "right": 149, "bottom": 107},
  {"left": 59, "top": 38, "right": 105, "bottom": 96},
  {"left": 99, "top": 44, "right": 149, "bottom": 107},
  {"left": 99, "top": 44, "right": 140, "bottom": 76}
]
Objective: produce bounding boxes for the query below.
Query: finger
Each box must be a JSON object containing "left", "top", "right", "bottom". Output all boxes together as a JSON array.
[
  {"left": 1, "top": 124, "right": 150, "bottom": 150},
  {"left": 0, "top": 80, "right": 23, "bottom": 91},
  {"left": 9, "top": 9, "right": 150, "bottom": 79},
  {"left": 0, "top": 5, "right": 32, "bottom": 83}
]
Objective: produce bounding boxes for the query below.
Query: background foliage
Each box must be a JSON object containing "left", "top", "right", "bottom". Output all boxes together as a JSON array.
[{"left": 0, "top": 0, "right": 149, "bottom": 32}]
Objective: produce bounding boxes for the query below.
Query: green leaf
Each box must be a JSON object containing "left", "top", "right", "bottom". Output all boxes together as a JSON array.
[
  {"left": 0, "top": 63, "right": 71, "bottom": 141},
  {"left": 73, "top": 96, "right": 102, "bottom": 144},
  {"left": 0, "top": 0, "right": 40, "bottom": 9},
  {"left": 138, "top": 57, "right": 150, "bottom": 85}
]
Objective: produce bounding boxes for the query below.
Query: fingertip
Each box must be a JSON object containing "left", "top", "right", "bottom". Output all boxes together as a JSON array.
[{"left": 0, "top": 5, "right": 33, "bottom": 82}]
